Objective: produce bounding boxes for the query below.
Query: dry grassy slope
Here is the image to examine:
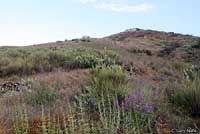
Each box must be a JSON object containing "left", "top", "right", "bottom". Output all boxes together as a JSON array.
[
  {"left": 2, "top": 28, "right": 199, "bottom": 83},
  {"left": 31, "top": 28, "right": 197, "bottom": 47},
  {"left": 32, "top": 28, "right": 199, "bottom": 64},
  {"left": 1, "top": 28, "right": 199, "bottom": 85},
  {"left": 26, "top": 29, "right": 200, "bottom": 68},
  {"left": 105, "top": 29, "right": 199, "bottom": 65},
  {"left": 1, "top": 29, "right": 200, "bottom": 133},
  {"left": 106, "top": 29, "right": 197, "bottom": 48}
]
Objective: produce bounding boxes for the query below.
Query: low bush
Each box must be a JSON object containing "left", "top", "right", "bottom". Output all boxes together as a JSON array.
[
  {"left": 73, "top": 65, "right": 156, "bottom": 132},
  {"left": 73, "top": 55, "right": 103, "bottom": 69},
  {"left": 0, "top": 46, "right": 119, "bottom": 77},
  {"left": 24, "top": 80, "right": 58, "bottom": 107},
  {"left": 170, "top": 62, "right": 191, "bottom": 72},
  {"left": 166, "top": 73, "right": 200, "bottom": 116},
  {"left": 29, "top": 51, "right": 51, "bottom": 73},
  {"left": 191, "top": 40, "right": 200, "bottom": 49},
  {"left": 73, "top": 64, "right": 130, "bottom": 111},
  {"left": 73, "top": 64, "right": 130, "bottom": 112},
  {"left": 184, "top": 66, "right": 200, "bottom": 80},
  {"left": 186, "top": 39, "right": 200, "bottom": 49},
  {"left": 128, "top": 49, "right": 152, "bottom": 56},
  {"left": 91, "top": 65, "right": 130, "bottom": 99},
  {"left": 158, "top": 42, "right": 181, "bottom": 57},
  {"left": 48, "top": 51, "right": 67, "bottom": 68},
  {"left": 66, "top": 89, "right": 156, "bottom": 133}
]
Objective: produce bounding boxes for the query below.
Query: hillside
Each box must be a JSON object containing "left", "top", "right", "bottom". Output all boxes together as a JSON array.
[
  {"left": 0, "top": 28, "right": 200, "bottom": 133},
  {"left": 30, "top": 28, "right": 200, "bottom": 65},
  {"left": 107, "top": 28, "right": 200, "bottom": 64}
]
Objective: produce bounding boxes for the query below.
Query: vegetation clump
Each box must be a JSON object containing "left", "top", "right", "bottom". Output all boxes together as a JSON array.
[
  {"left": 91, "top": 65, "right": 130, "bottom": 98},
  {"left": 73, "top": 64, "right": 130, "bottom": 110},
  {"left": 0, "top": 47, "right": 119, "bottom": 77},
  {"left": 1, "top": 29, "right": 200, "bottom": 133},
  {"left": 72, "top": 65, "right": 156, "bottom": 133},
  {"left": 167, "top": 73, "right": 200, "bottom": 116},
  {"left": 24, "top": 80, "right": 58, "bottom": 107},
  {"left": 8, "top": 64, "right": 158, "bottom": 133}
]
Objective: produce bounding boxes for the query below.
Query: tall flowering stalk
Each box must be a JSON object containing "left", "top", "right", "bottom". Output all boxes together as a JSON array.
[{"left": 111, "top": 89, "right": 156, "bottom": 131}]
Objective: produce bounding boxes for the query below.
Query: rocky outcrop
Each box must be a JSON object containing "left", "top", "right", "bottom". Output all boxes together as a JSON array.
[{"left": 0, "top": 81, "right": 28, "bottom": 96}]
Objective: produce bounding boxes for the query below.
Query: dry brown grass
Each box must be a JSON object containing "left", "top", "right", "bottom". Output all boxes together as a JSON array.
[
  {"left": 0, "top": 69, "right": 90, "bottom": 133},
  {"left": 31, "top": 69, "right": 90, "bottom": 102}
]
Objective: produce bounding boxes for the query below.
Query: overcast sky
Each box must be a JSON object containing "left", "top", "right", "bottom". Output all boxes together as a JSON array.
[{"left": 0, "top": 0, "right": 199, "bottom": 46}]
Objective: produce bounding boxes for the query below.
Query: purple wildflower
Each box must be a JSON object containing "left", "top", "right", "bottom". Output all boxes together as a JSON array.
[
  {"left": 123, "top": 89, "right": 156, "bottom": 112},
  {"left": 142, "top": 102, "right": 154, "bottom": 112},
  {"left": 124, "top": 90, "right": 144, "bottom": 109}
]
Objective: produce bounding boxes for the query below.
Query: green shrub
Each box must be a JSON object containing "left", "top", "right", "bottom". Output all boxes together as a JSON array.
[
  {"left": 184, "top": 66, "right": 200, "bottom": 80},
  {"left": 0, "top": 46, "right": 119, "bottom": 77},
  {"left": 91, "top": 65, "right": 130, "bottom": 99},
  {"left": 48, "top": 51, "right": 67, "bottom": 68},
  {"left": 73, "top": 86, "right": 99, "bottom": 111},
  {"left": 170, "top": 62, "right": 191, "bottom": 72},
  {"left": 167, "top": 73, "right": 200, "bottom": 116},
  {"left": 29, "top": 51, "right": 51, "bottom": 73},
  {"left": 21, "top": 78, "right": 34, "bottom": 86},
  {"left": 191, "top": 40, "right": 200, "bottom": 49},
  {"left": 73, "top": 65, "right": 130, "bottom": 111},
  {"left": 185, "top": 39, "right": 200, "bottom": 51},
  {"left": 0, "top": 58, "right": 26, "bottom": 76},
  {"left": 74, "top": 55, "right": 102, "bottom": 68}
]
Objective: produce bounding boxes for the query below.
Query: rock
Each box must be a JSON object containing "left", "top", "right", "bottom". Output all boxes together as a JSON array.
[{"left": 0, "top": 81, "right": 29, "bottom": 97}]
